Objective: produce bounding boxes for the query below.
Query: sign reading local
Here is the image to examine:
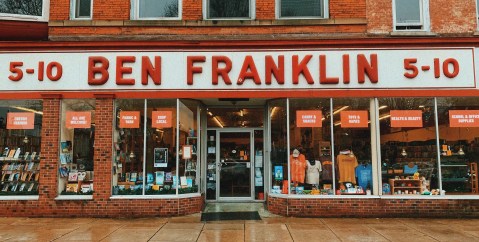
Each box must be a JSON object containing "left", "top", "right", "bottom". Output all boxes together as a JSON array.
[
  {"left": 119, "top": 111, "right": 140, "bottom": 128},
  {"left": 296, "top": 110, "right": 322, "bottom": 127},
  {"left": 449, "top": 110, "right": 479, "bottom": 127},
  {"left": 0, "top": 48, "right": 475, "bottom": 91},
  {"left": 152, "top": 111, "right": 172, "bottom": 128},
  {"left": 6, "top": 112, "right": 34, "bottom": 129},
  {"left": 66, "top": 111, "right": 91, "bottom": 129},
  {"left": 340, "top": 111, "right": 369, "bottom": 128},
  {"left": 390, "top": 110, "right": 423, "bottom": 127}
]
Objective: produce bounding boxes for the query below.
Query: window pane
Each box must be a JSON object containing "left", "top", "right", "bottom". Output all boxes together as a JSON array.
[
  {"left": 112, "top": 100, "right": 145, "bottom": 196},
  {"left": 59, "top": 99, "right": 95, "bottom": 195},
  {"left": 289, "top": 98, "right": 333, "bottom": 195},
  {"left": 139, "top": 0, "right": 178, "bottom": 18},
  {"left": 0, "top": 100, "right": 43, "bottom": 195},
  {"left": 208, "top": 0, "right": 249, "bottom": 18},
  {"left": 146, "top": 99, "right": 177, "bottom": 195},
  {"left": 270, "top": 99, "right": 287, "bottom": 194},
  {"left": 178, "top": 99, "right": 199, "bottom": 194},
  {"left": 333, "top": 99, "right": 372, "bottom": 195},
  {"left": 379, "top": 98, "right": 438, "bottom": 196},
  {"left": 437, "top": 97, "right": 479, "bottom": 195},
  {"left": 395, "top": 0, "right": 421, "bottom": 24},
  {"left": 77, "top": 0, "right": 91, "bottom": 18},
  {"left": 0, "top": 0, "right": 43, "bottom": 16},
  {"left": 281, "top": 0, "right": 323, "bottom": 17}
]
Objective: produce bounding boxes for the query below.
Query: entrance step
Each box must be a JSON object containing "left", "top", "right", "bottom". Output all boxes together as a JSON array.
[{"left": 203, "top": 202, "right": 280, "bottom": 218}]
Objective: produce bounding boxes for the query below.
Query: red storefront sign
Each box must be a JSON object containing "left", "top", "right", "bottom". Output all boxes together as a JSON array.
[
  {"left": 449, "top": 110, "right": 479, "bottom": 127},
  {"left": 296, "top": 110, "right": 322, "bottom": 127},
  {"left": 119, "top": 111, "right": 140, "bottom": 128},
  {"left": 152, "top": 111, "right": 172, "bottom": 128},
  {"left": 65, "top": 111, "right": 91, "bottom": 129},
  {"left": 340, "top": 111, "right": 369, "bottom": 128},
  {"left": 390, "top": 110, "right": 423, "bottom": 127},
  {"left": 6, "top": 112, "right": 34, "bottom": 129}
]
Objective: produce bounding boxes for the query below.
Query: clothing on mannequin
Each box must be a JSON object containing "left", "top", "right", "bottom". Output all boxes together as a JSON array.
[
  {"left": 337, "top": 150, "right": 358, "bottom": 184},
  {"left": 306, "top": 159, "right": 322, "bottom": 185},
  {"left": 355, "top": 161, "right": 372, "bottom": 188},
  {"left": 290, "top": 149, "right": 306, "bottom": 184}
]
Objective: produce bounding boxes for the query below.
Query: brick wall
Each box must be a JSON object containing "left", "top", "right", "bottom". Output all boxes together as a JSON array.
[
  {"left": 49, "top": 0, "right": 70, "bottom": 21},
  {"left": 268, "top": 196, "right": 479, "bottom": 218},
  {"left": 429, "top": 0, "right": 477, "bottom": 34},
  {"left": 366, "top": 0, "right": 392, "bottom": 35},
  {"left": 330, "top": 0, "right": 366, "bottom": 19},
  {"left": 93, "top": 0, "right": 130, "bottom": 20}
]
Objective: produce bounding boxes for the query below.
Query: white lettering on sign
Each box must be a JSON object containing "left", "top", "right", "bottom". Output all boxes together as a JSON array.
[{"left": 301, "top": 114, "right": 316, "bottom": 123}]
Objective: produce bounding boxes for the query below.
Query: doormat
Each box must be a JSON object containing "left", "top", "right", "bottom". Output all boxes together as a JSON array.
[{"left": 201, "top": 211, "right": 261, "bottom": 221}]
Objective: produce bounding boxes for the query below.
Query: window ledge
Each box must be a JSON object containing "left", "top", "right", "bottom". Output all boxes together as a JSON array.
[
  {"left": 268, "top": 193, "right": 479, "bottom": 199},
  {"left": 110, "top": 193, "right": 201, "bottom": 199},
  {"left": 0, "top": 195, "right": 39, "bottom": 201},
  {"left": 55, "top": 195, "right": 93, "bottom": 200},
  {"left": 390, "top": 31, "right": 437, "bottom": 37},
  {"left": 49, "top": 18, "right": 366, "bottom": 27}
]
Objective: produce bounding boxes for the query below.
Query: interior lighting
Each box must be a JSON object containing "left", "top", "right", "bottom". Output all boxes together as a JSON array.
[
  {"left": 333, "top": 106, "right": 349, "bottom": 115},
  {"left": 213, "top": 116, "right": 224, "bottom": 128},
  {"left": 379, "top": 105, "right": 388, "bottom": 110},
  {"left": 270, "top": 107, "right": 277, "bottom": 118},
  {"left": 11, "top": 106, "right": 43, "bottom": 115}
]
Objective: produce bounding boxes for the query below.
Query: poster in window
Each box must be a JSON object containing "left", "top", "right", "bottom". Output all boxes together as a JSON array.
[
  {"left": 154, "top": 148, "right": 168, "bottom": 168},
  {"left": 182, "top": 145, "right": 192, "bottom": 159}
]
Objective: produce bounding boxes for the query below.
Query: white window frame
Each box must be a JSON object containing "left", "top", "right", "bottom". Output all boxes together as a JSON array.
[
  {"left": 392, "top": 0, "right": 430, "bottom": 31},
  {"left": 203, "top": 0, "right": 255, "bottom": 20},
  {"left": 0, "top": 0, "right": 49, "bottom": 22},
  {"left": 476, "top": 0, "right": 479, "bottom": 31},
  {"left": 276, "top": 0, "right": 329, "bottom": 19},
  {"left": 131, "top": 0, "right": 182, "bottom": 20},
  {"left": 70, "top": 0, "right": 93, "bottom": 20}
]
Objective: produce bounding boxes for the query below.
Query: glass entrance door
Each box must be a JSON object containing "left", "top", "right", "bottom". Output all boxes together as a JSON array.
[{"left": 218, "top": 131, "right": 252, "bottom": 199}]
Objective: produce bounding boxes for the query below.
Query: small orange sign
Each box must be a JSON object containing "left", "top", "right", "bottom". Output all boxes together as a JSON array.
[
  {"left": 152, "top": 111, "right": 172, "bottom": 128},
  {"left": 449, "top": 110, "right": 479, "bottom": 127},
  {"left": 296, "top": 110, "right": 322, "bottom": 127},
  {"left": 65, "top": 111, "right": 91, "bottom": 129},
  {"left": 119, "top": 111, "right": 140, "bottom": 128},
  {"left": 390, "top": 110, "right": 423, "bottom": 127},
  {"left": 6, "top": 112, "right": 35, "bottom": 130},
  {"left": 340, "top": 111, "right": 369, "bottom": 128}
]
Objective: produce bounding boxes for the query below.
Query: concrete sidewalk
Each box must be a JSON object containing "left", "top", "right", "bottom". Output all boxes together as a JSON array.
[{"left": 1, "top": 214, "right": 479, "bottom": 241}]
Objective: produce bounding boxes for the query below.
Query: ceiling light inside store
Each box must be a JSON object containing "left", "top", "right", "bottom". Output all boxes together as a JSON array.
[
  {"left": 240, "top": 109, "right": 244, "bottom": 117},
  {"left": 379, "top": 114, "right": 391, "bottom": 120},
  {"left": 333, "top": 106, "right": 349, "bottom": 115},
  {"left": 379, "top": 105, "right": 388, "bottom": 110},
  {"left": 334, "top": 122, "right": 341, "bottom": 126},
  {"left": 11, "top": 106, "right": 43, "bottom": 115},
  {"left": 213, "top": 116, "right": 224, "bottom": 128},
  {"left": 208, "top": 111, "right": 213, "bottom": 116},
  {"left": 270, "top": 107, "right": 277, "bottom": 118}
]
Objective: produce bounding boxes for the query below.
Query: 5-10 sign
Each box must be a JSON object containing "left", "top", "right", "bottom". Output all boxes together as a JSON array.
[
  {"left": 404, "top": 58, "right": 459, "bottom": 79},
  {"left": 8, "top": 61, "right": 63, "bottom": 82}
]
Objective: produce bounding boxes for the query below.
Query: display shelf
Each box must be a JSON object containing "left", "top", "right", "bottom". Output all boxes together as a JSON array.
[{"left": 389, "top": 179, "right": 423, "bottom": 195}]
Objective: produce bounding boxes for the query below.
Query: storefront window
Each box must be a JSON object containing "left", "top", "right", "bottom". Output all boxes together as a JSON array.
[
  {"left": 0, "top": 100, "right": 43, "bottom": 195},
  {"left": 178, "top": 99, "right": 200, "bottom": 193},
  {"left": 269, "top": 99, "right": 288, "bottom": 194},
  {"left": 289, "top": 98, "right": 332, "bottom": 195},
  {"left": 333, "top": 99, "right": 372, "bottom": 195},
  {"left": 59, "top": 99, "right": 95, "bottom": 195},
  {"left": 145, "top": 99, "right": 177, "bottom": 195},
  {"left": 112, "top": 99, "right": 145, "bottom": 195},
  {"left": 437, "top": 97, "right": 479, "bottom": 195},
  {"left": 379, "top": 98, "right": 438, "bottom": 195}
]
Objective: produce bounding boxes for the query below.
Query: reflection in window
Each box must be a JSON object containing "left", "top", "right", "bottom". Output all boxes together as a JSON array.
[
  {"left": 0, "top": 0, "right": 42, "bottom": 16},
  {"left": 207, "top": 0, "right": 250, "bottom": 18},
  {"left": 289, "top": 99, "right": 332, "bottom": 195},
  {"left": 437, "top": 97, "right": 479, "bottom": 195},
  {"left": 280, "top": 0, "right": 325, "bottom": 18},
  {"left": 138, "top": 0, "right": 178, "bottom": 18},
  {"left": 333, "top": 99, "right": 372, "bottom": 195},
  {"left": 270, "top": 99, "right": 288, "bottom": 194},
  {"left": 394, "top": 0, "right": 426, "bottom": 30},
  {"left": 379, "top": 98, "right": 438, "bottom": 195}
]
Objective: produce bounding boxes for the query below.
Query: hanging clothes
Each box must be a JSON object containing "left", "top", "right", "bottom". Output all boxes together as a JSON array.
[
  {"left": 355, "top": 163, "right": 372, "bottom": 188},
  {"left": 305, "top": 160, "right": 322, "bottom": 185},
  {"left": 337, "top": 153, "right": 358, "bottom": 184}
]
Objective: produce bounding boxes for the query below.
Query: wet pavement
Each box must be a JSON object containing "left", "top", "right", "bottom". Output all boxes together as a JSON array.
[{"left": 1, "top": 215, "right": 479, "bottom": 241}]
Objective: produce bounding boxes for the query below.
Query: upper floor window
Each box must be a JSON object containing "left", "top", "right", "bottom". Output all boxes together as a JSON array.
[
  {"left": 393, "top": 0, "right": 429, "bottom": 31},
  {"left": 71, "top": 0, "right": 92, "bottom": 20},
  {"left": 279, "top": 0, "right": 328, "bottom": 19},
  {"left": 206, "top": 0, "right": 253, "bottom": 19},
  {"left": 132, "top": 0, "right": 180, "bottom": 19},
  {"left": 0, "top": 0, "right": 49, "bottom": 22}
]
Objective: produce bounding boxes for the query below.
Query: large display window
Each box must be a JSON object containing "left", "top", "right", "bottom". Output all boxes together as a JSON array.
[
  {"left": 379, "top": 98, "right": 438, "bottom": 195},
  {"left": 0, "top": 100, "right": 43, "bottom": 195},
  {"left": 59, "top": 99, "right": 95, "bottom": 195},
  {"left": 269, "top": 99, "right": 288, "bottom": 195}
]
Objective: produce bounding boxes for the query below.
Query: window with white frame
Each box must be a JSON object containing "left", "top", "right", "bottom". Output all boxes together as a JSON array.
[
  {"left": 206, "top": 0, "right": 252, "bottom": 19},
  {"left": 0, "top": 0, "right": 49, "bottom": 22},
  {"left": 279, "top": 0, "right": 328, "bottom": 18},
  {"left": 71, "top": 0, "right": 92, "bottom": 19},
  {"left": 133, "top": 0, "right": 179, "bottom": 19},
  {"left": 477, "top": 0, "right": 479, "bottom": 29},
  {"left": 394, "top": 0, "right": 429, "bottom": 31}
]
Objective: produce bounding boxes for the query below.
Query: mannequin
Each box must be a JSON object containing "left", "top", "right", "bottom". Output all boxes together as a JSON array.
[
  {"left": 306, "top": 153, "right": 322, "bottom": 185},
  {"left": 290, "top": 148, "right": 306, "bottom": 184}
]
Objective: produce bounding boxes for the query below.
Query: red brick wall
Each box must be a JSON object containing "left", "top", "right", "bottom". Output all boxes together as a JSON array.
[
  {"left": 430, "top": 0, "right": 477, "bottom": 34},
  {"left": 183, "top": 0, "right": 202, "bottom": 20},
  {"left": 330, "top": 0, "right": 366, "bottom": 19},
  {"left": 366, "top": 0, "right": 392, "bottom": 35},
  {"left": 49, "top": 0, "right": 70, "bottom": 20},
  {"left": 93, "top": 0, "right": 130, "bottom": 20},
  {"left": 268, "top": 196, "right": 479, "bottom": 218},
  {"left": 256, "top": 0, "right": 275, "bottom": 20}
]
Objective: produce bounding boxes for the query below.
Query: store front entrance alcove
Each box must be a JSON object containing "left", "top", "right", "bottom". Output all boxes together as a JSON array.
[{"left": 203, "top": 99, "right": 266, "bottom": 202}]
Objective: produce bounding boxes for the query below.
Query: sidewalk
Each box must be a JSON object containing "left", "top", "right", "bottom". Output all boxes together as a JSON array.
[{"left": 1, "top": 214, "right": 479, "bottom": 241}]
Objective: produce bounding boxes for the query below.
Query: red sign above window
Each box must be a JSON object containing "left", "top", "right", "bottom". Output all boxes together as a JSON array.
[
  {"left": 296, "top": 110, "right": 322, "bottom": 128},
  {"left": 6, "top": 112, "right": 34, "bottom": 130},
  {"left": 119, "top": 111, "right": 140, "bottom": 128},
  {"left": 340, "top": 111, "right": 369, "bottom": 128},
  {"left": 65, "top": 111, "right": 91, "bottom": 129},
  {"left": 449, "top": 110, "right": 479, "bottom": 127},
  {"left": 390, "top": 110, "right": 423, "bottom": 127}
]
